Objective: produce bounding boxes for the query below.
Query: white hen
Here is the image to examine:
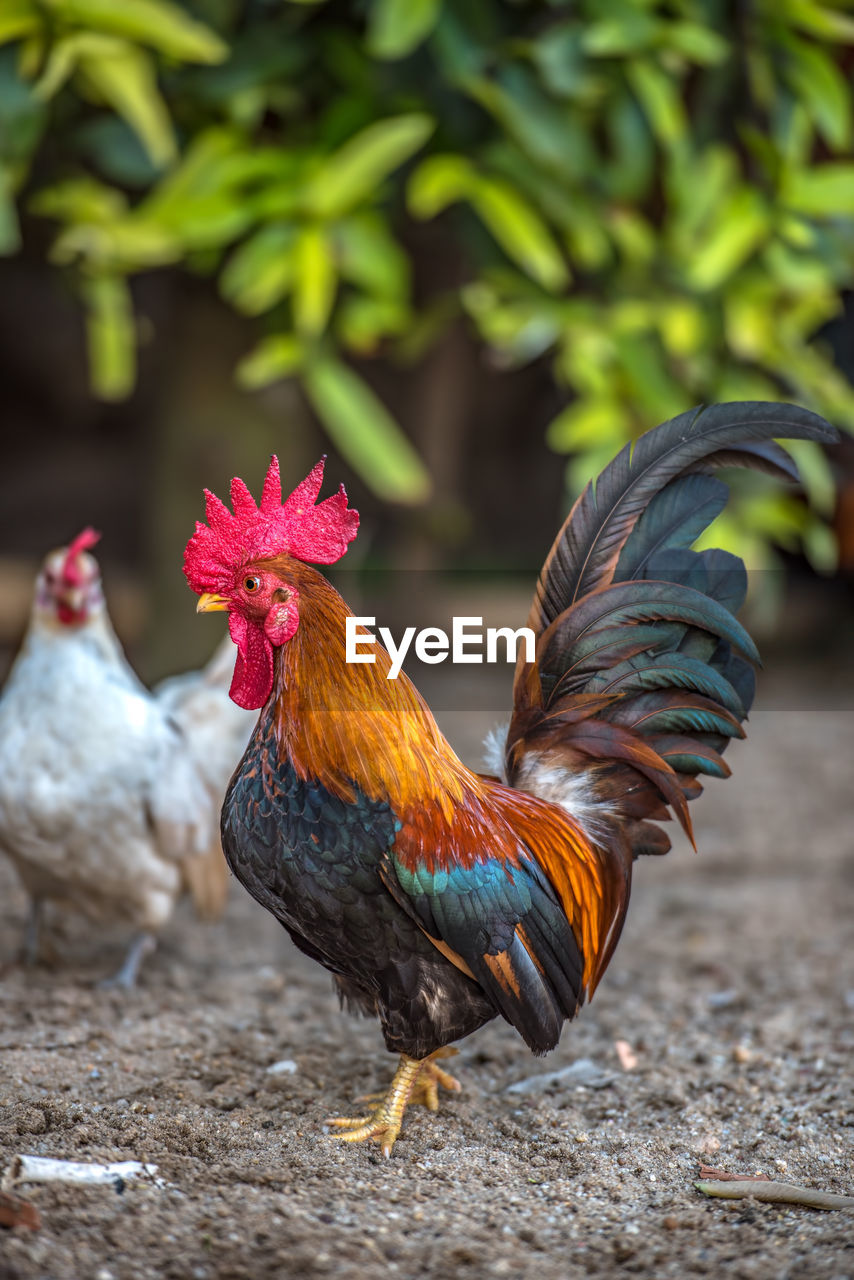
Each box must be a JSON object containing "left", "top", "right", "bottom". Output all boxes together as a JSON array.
[{"left": 0, "top": 529, "right": 253, "bottom": 985}]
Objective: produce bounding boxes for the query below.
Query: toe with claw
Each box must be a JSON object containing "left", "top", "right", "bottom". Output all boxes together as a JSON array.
[{"left": 327, "top": 1048, "right": 461, "bottom": 1157}]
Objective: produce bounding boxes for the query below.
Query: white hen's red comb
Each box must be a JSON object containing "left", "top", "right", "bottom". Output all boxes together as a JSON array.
[{"left": 62, "top": 528, "right": 101, "bottom": 585}]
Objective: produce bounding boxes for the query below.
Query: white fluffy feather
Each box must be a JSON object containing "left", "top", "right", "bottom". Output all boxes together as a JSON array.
[{"left": 482, "top": 726, "right": 614, "bottom": 841}]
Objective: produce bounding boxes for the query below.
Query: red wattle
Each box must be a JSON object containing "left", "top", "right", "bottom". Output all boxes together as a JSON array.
[{"left": 227, "top": 612, "right": 274, "bottom": 710}]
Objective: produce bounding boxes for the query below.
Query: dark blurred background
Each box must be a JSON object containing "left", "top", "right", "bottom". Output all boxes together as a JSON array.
[{"left": 1, "top": 0, "right": 853, "bottom": 688}]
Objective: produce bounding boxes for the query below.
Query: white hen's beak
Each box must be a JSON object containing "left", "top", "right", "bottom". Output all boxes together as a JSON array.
[{"left": 196, "top": 593, "right": 230, "bottom": 613}]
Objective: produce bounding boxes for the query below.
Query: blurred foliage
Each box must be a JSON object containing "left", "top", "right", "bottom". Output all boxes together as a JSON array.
[{"left": 1, "top": 0, "right": 853, "bottom": 565}]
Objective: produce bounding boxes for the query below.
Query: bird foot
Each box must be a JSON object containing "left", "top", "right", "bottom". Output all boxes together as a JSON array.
[
  {"left": 327, "top": 1048, "right": 461, "bottom": 1157},
  {"left": 97, "top": 933, "right": 156, "bottom": 990},
  {"left": 409, "top": 1047, "right": 461, "bottom": 1111},
  {"left": 17, "top": 899, "right": 46, "bottom": 968},
  {"left": 356, "top": 1047, "right": 461, "bottom": 1112}
]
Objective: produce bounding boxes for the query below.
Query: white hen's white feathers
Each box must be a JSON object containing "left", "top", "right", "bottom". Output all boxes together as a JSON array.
[
  {"left": 0, "top": 570, "right": 252, "bottom": 936},
  {"left": 154, "top": 634, "right": 254, "bottom": 798}
]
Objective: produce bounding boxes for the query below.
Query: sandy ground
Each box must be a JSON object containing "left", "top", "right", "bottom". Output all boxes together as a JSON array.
[{"left": 0, "top": 661, "right": 853, "bottom": 1280}]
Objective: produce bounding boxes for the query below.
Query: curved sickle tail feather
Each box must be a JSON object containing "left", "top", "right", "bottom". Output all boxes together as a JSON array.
[{"left": 500, "top": 402, "right": 837, "bottom": 993}]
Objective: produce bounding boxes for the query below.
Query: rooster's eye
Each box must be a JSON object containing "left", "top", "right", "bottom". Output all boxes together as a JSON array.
[{"left": 244, "top": 575, "right": 261, "bottom": 593}]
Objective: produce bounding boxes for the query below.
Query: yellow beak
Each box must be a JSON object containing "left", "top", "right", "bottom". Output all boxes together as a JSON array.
[{"left": 196, "top": 592, "right": 230, "bottom": 613}]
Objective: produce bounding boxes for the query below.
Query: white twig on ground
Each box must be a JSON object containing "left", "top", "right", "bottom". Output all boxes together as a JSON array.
[{"left": 3, "top": 1156, "right": 162, "bottom": 1192}]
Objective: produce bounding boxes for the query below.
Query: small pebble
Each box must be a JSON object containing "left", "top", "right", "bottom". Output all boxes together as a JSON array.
[
  {"left": 707, "top": 990, "right": 738, "bottom": 1010},
  {"left": 266, "top": 1059, "right": 298, "bottom": 1076}
]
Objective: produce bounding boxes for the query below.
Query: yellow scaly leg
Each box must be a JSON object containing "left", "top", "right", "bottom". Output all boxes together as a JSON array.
[
  {"left": 399, "top": 1047, "right": 460, "bottom": 1111},
  {"left": 327, "top": 1048, "right": 461, "bottom": 1157}
]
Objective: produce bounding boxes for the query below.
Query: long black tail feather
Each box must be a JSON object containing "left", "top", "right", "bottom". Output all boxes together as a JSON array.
[{"left": 509, "top": 401, "right": 838, "bottom": 853}]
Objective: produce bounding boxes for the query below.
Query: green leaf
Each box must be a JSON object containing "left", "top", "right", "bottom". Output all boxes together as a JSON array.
[
  {"left": 303, "top": 114, "right": 434, "bottom": 219},
  {"left": 141, "top": 128, "right": 241, "bottom": 213},
  {"left": 0, "top": 165, "right": 20, "bottom": 253},
  {"left": 302, "top": 356, "right": 431, "bottom": 503},
  {"left": 782, "top": 35, "right": 851, "bottom": 150},
  {"left": 785, "top": 438, "right": 836, "bottom": 517},
  {"left": 782, "top": 162, "right": 854, "bottom": 215},
  {"left": 367, "top": 0, "right": 441, "bottom": 60},
  {"left": 41, "top": 0, "right": 227, "bottom": 64},
  {"left": 667, "top": 144, "right": 737, "bottom": 249},
  {"left": 563, "top": 200, "right": 613, "bottom": 270},
  {"left": 236, "top": 334, "right": 304, "bottom": 388},
  {"left": 664, "top": 22, "right": 729, "bottom": 66},
  {"left": 407, "top": 153, "right": 474, "bottom": 217},
  {"left": 77, "top": 38, "right": 176, "bottom": 167},
  {"left": 546, "top": 397, "right": 627, "bottom": 453},
  {"left": 582, "top": 11, "right": 658, "bottom": 56},
  {"left": 33, "top": 33, "right": 176, "bottom": 166},
  {"left": 463, "top": 281, "right": 561, "bottom": 362},
  {"left": 556, "top": 320, "right": 615, "bottom": 397},
  {"left": 81, "top": 273, "right": 135, "bottom": 400},
  {"left": 0, "top": 48, "right": 47, "bottom": 164},
  {"left": 30, "top": 176, "right": 127, "bottom": 222},
  {"left": 605, "top": 90, "right": 654, "bottom": 201},
  {"left": 0, "top": 0, "right": 38, "bottom": 45},
  {"left": 220, "top": 224, "right": 297, "bottom": 315},
  {"left": 531, "top": 23, "right": 601, "bottom": 100},
  {"left": 715, "top": 368, "right": 779, "bottom": 404},
  {"left": 469, "top": 176, "right": 569, "bottom": 292},
  {"left": 293, "top": 225, "right": 337, "bottom": 336},
  {"left": 802, "top": 516, "right": 838, "bottom": 573},
  {"left": 465, "top": 69, "right": 591, "bottom": 182},
  {"left": 337, "top": 294, "right": 410, "bottom": 353},
  {"left": 613, "top": 331, "right": 690, "bottom": 421},
  {"left": 607, "top": 206, "right": 655, "bottom": 264},
  {"left": 139, "top": 130, "right": 257, "bottom": 248},
  {"left": 335, "top": 213, "right": 409, "bottom": 299},
  {"left": 76, "top": 116, "right": 159, "bottom": 188},
  {"left": 738, "top": 492, "right": 809, "bottom": 552},
  {"left": 657, "top": 298, "right": 705, "bottom": 357},
  {"left": 777, "top": 101, "right": 813, "bottom": 172},
  {"left": 52, "top": 218, "right": 181, "bottom": 269},
  {"left": 780, "top": 0, "right": 854, "bottom": 42},
  {"left": 412, "top": 157, "right": 568, "bottom": 290},
  {"left": 763, "top": 240, "right": 835, "bottom": 296},
  {"left": 627, "top": 58, "right": 686, "bottom": 149},
  {"left": 685, "top": 188, "right": 769, "bottom": 290},
  {"left": 33, "top": 33, "right": 93, "bottom": 99}
]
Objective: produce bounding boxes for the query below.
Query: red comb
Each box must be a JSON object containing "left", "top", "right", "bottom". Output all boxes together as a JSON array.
[
  {"left": 183, "top": 456, "right": 359, "bottom": 594},
  {"left": 62, "top": 527, "right": 101, "bottom": 585}
]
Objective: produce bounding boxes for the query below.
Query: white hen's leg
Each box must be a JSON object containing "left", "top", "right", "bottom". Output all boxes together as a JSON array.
[
  {"left": 99, "top": 932, "right": 156, "bottom": 989},
  {"left": 21, "top": 899, "right": 43, "bottom": 967}
]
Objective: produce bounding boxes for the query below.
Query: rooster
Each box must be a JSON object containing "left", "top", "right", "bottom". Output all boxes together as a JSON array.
[
  {"left": 0, "top": 529, "right": 254, "bottom": 985},
  {"left": 185, "top": 403, "right": 836, "bottom": 1155}
]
